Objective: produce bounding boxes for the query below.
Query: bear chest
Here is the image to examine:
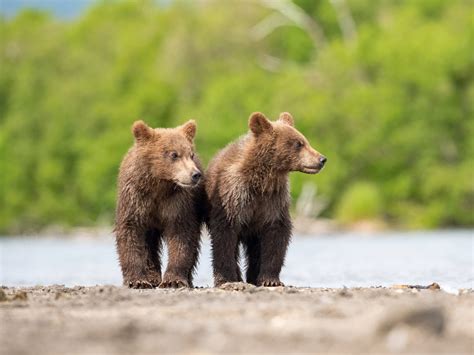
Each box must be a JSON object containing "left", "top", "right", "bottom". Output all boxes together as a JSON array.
[
  {"left": 223, "top": 189, "right": 289, "bottom": 227},
  {"left": 153, "top": 191, "right": 193, "bottom": 225}
]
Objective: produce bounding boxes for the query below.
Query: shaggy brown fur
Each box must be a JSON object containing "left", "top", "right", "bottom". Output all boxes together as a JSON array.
[
  {"left": 115, "top": 120, "right": 205, "bottom": 289},
  {"left": 205, "top": 112, "right": 327, "bottom": 287}
]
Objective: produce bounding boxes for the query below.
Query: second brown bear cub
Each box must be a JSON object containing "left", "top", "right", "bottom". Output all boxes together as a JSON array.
[
  {"left": 115, "top": 120, "right": 204, "bottom": 289},
  {"left": 206, "top": 112, "right": 326, "bottom": 287}
]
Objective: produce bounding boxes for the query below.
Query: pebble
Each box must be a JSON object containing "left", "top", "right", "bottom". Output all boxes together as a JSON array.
[{"left": 0, "top": 289, "right": 7, "bottom": 302}]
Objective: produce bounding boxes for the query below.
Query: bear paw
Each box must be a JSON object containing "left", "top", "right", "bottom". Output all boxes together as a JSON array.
[
  {"left": 159, "top": 276, "right": 189, "bottom": 289},
  {"left": 126, "top": 273, "right": 161, "bottom": 289},
  {"left": 258, "top": 278, "right": 284, "bottom": 287},
  {"left": 128, "top": 279, "right": 160, "bottom": 289},
  {"left": 214, "top": 274, "right": 242, "bottom": 287}
]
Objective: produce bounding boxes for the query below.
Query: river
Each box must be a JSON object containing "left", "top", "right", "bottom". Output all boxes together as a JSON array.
[{"left": 1, "top": 230, "right": 472, "bottom": 288}]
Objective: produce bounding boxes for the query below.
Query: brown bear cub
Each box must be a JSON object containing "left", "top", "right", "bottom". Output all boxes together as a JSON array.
[
  {"left": 206, "top": 112, "right": 326, "bottom": 287},
  {"left": 115, "top": 120, "right": 204, "bottom": 289}
]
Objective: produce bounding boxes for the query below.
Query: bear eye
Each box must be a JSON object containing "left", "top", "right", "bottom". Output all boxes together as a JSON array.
[
  {"left": 295, "top": 141, "right": 304, "bottom": 149},
  {"left": 170, "top": 152, "right": 179, "bottom": 160}
]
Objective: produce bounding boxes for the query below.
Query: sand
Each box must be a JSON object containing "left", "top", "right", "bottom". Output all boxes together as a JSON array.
[{"left": 0, "top": 284, "right": 472, "bottom": 354}]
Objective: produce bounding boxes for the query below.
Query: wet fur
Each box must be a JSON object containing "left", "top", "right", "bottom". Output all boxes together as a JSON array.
[
  {"left": 115, "top": 121, "right": 205, "bottom": 289},
  {"left": 205, "top": 112, "right": 324, "bottom": 287}
]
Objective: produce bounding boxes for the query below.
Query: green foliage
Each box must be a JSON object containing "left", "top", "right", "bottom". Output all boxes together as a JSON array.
[
  {"left": 336, "top": 182, "right": 383, "bottom": 224},
  {"left": 0, "top": 0, "right": 472, "bottom": 233}
]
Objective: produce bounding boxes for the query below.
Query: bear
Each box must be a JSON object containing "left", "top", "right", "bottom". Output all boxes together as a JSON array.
[
  {"left": 115, "top": 119, "right": 205, "bottom": 289},
  {"left": 205, "top": 112, "right": 326, "bottom": 287}
]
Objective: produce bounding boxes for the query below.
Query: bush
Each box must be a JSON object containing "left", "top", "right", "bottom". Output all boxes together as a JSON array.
[
  {"left": 0, "top": 0, "right": 472, "bottom": 233},
  {"left": 336, "top": 182, "right": 383, "bottom": 224}
]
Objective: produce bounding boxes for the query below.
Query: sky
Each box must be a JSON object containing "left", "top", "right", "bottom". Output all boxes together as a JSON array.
[{"left": 0, "top": 0, "right": 96, "bottom": 18}]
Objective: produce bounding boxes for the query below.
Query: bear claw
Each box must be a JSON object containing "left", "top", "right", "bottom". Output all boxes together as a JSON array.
[
  {"left": 128, "top": 279, "right": 159, "bottom": 289},
  {"left": 259, "top": 279, "right": 284, "bottom": 287},
  {"left": 159, "top": 279, "right": 189, "bottom": 289}
]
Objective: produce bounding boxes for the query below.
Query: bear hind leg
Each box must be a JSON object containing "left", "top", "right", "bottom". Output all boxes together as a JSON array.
[
  {"left": 256, "top": 220, "right": 291, "bottom": 287},
  {"left": 160, "top": 224, "right": 200, "bottom": 288},
  {"left": 243, "top": 237, "right": 261, "bottom": 285},
  {"left": 142, "top": 228, "right": 163, "bottom": 286},
  {"left": 209, "top": 222, "right": 241, "bottom": 286}
]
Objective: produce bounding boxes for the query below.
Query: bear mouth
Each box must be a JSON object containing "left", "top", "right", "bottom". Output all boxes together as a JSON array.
[
  {"left": 301, "top": 165, "right": 322, "bottom": 174},
  {"left": 175, "top": 181, "right": 198, "bottom": 188}
]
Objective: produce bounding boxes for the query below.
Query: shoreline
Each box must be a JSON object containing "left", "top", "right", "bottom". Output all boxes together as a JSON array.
[
  {"left": 1, "top": 284, "right": 473, "bottom": 354},
  {"left": 2, "top": 225, "right": 473, "bottom": 239}
]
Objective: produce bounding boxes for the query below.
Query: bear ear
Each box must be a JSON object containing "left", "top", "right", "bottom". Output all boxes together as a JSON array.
[
  {"left": 132, "top": 120, "right": 153, "bottom": 142},
  {"left": 180, "top": 119, "right": 196, "bottom": 142},
  {"left": 249, "top": 112, "right": 273, "bottom": 135},
  {"left": 278, "top": 112, "right": 294, "bottom": 127}
]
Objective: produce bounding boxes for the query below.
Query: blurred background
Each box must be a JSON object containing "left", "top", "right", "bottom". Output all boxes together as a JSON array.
[
  {"left": 0, "top": 0, "right": 473, "bottom": 289},
  {"left": 0, "top": 0, "right": 473, "bottom": 235}
]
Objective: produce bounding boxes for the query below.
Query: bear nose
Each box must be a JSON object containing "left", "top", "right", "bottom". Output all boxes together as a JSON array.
[
  {"left": 191, "top": 171, "right": 202, "bottom": 184},
  {"left": 319, "top": 156, "right": 327, "bottom": 165}
]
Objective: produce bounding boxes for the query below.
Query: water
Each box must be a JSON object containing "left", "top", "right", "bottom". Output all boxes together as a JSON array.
[{"left": 1, "top": 230, "right": 472, "bottom": 288}]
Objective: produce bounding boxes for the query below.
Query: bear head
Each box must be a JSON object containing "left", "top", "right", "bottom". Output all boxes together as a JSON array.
[
  {"left": 131, "top": 119, "right": 202, "bottom": 187},
  {"left": 248, "top": 112, "right": 327, "bottom": 174}
]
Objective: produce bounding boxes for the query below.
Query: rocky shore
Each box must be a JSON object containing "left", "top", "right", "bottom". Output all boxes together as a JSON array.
[{"left": 1, "top": 284, "right": 472, "bottom": 354}]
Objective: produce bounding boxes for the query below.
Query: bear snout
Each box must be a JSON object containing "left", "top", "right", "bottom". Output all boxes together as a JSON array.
[
  {"left": 299, "top": 148, "right": 327, "bottom": 174},
  {"left": 319, "top": 155, "right": 327, "bottom": 167},
  {"left": 301, "top": 155, "right": 327, "bottom": 174},
  {"left": 174, "top": 158, "right": 203, "bottom": 187},
  {"left": 191, "top": 170, "right": 202, "bottom": 184}
]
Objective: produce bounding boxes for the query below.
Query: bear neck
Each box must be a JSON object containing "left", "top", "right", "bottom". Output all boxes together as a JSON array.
[{"left": 241, "top": 137, "right": 289, "bottom": 193}]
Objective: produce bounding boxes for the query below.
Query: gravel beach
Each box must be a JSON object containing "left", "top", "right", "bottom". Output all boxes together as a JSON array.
[{"left": 1, "top": 284, "right": 472, "bottom": 354}]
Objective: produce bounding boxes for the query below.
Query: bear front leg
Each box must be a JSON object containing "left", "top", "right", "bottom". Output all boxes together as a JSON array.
[
  {"left": 256, "top": 219, "right": 292, "bottom": 287},
  {"left": 115, "top": 226, "right": 162, "bottom": 289},
  {"left": 160, "top": 223, "right": 200, "bottom": 288}
]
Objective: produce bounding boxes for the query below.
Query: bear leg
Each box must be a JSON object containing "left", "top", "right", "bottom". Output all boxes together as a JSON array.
[
  {"left": 116, "top": 226, "right": 163, "bottom": 289},
  {"left": 209, "top": 227, "right": 241, "bottom": 286},
  {"left": 160, "top": 224, "right": 200, "bottom": 288},
  {"left": 256, "top": 220, "right": 291, "bottom": 287},
  {"left": 243, "top": 237, "right": 261, "bottom": 285}
]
